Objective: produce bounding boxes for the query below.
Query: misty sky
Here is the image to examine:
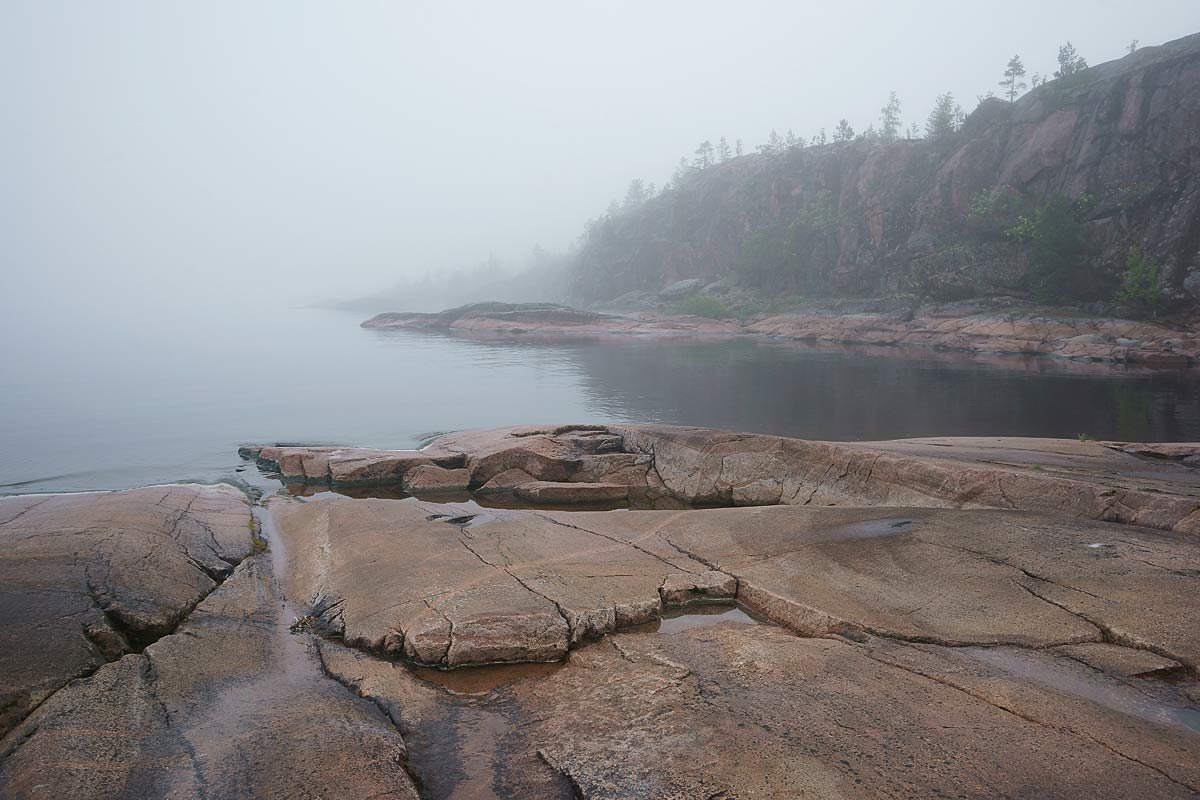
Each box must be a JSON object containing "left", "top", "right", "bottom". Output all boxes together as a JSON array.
[{"left": 3, "top": 1, "right": 1199, "bottom": 312}]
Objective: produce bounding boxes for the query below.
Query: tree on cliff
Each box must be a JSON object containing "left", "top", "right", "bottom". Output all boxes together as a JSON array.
[
  {"left": 1000, "top": 55, "right": 1027, "bottom": 102},
  {"left": 735, "top": 139, "right": 744, "bottom": 157},
  {"left": 925, "top": 93, "right": 961, "bottom": 139},
  {"left": 880, "top": 92, "right": 902, "bottom": 142},
  {"left": 832, "top": 119, "right": 855, "bottom": 142},
  {"left": 1054, "top": 42, "right": 1088, "bottom": 78},
  {"left": 672, "top": 156, "right": 693, "bottom": 186},
  {"left": 814, "top": 128, "right": 827, "bottom": 146},
  {"left": 758, "top": 129, "right": 785, "bottom": 155},
  {"left": 1127, "top": 39, "right": 1139, "bottom": 55},
  {"left": 694, "top": 140, "right": 715, "bottom": 169},
  {"left": 623, "top": 179, "right": 647, "bottom": 210},
  {"left": 717, "top": 136, "right": 732, "bottom": 162}
]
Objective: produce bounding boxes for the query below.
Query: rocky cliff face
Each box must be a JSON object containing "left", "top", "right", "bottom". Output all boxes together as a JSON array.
[{"left": 569, "top": 33, "right": 1200, "bottom": 307}]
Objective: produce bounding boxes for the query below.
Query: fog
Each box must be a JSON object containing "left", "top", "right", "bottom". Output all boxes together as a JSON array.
[{"left": 3, "top": 1, "right": 1198, "bottom": 317}]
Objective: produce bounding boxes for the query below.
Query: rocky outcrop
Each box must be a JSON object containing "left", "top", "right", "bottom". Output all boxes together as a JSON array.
[
  {"left": 5, "top": 430, "right": 1200, "bottom": 799},
  {"left": 569, "top": 34, "right": 1200, "bottom": 307},
  {"left": 0, "top": 484, "right": 253, "bottom": 739},
  {"left": 0, "top": 546, "right": 421, "bottom": 800},
  {"left": 246, "top": 424, "right": 1200, "bottom": 533},
  {"left": 362, "top": 300, "right": 1200, "bottom": 365},
  {"left": 746, "top": 304, "right": 1200, "bottom": 365},
  {"left": 295, "top": 499, "right": 1200, "bottom": 798}
]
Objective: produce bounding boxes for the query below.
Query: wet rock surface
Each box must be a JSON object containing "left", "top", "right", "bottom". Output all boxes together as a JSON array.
[
  {"left": 0, "top": 484, "right": 253, "bottom": 738},
  {"left": 4, "top": 426, "right": 1200, "bottom": 798}
]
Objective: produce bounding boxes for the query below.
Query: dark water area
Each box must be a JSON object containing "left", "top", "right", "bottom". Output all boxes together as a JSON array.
[{"left": 2, "top": 307, "right": 1198, "bottom": 494}]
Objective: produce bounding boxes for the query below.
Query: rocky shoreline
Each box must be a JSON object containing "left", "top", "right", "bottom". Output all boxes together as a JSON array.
[
  {"left": 362, "top": 301, "right": 1200, "bottom": 367},
  {"left": 4, "top": 425, "right": 1199, "bottom": 798}
]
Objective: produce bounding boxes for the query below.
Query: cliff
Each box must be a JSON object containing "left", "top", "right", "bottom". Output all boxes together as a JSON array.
[{"left": 568, "top": 33, "right": 1200, "bottom": 309}]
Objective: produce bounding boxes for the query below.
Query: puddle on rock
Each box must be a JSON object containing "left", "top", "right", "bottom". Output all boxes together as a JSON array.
[
  {"left": 657, "top": 604, "right": 760, "bottom": 633},
  {"left": 412, "top": 660, "right": 564, "bottom": 696},
  {"left": 809, "top": 516, "right": 921, "bottom": 542},
  {"left": 964, "top": 646, "right": 1200, "bottom": 734}
]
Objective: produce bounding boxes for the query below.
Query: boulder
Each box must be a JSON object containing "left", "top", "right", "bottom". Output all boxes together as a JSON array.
[
  {"left": 658, "top": 278, "right": 705, "bottom": 299},
  {"left": 402, "top": 464, "right": 470, "bottom": 493}
]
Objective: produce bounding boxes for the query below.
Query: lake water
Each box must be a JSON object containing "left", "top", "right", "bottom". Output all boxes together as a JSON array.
[{"left": 2, "top": 306, "right": 1198, "bottom": 495}]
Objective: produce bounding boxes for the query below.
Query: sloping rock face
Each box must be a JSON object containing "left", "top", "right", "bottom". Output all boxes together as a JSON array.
[
  {"left": 5, "top": 434, "right": 1200, "bottom": 799},
  {"left": 270, "top": 496, "right": 733, "bottom": 665},
  {"left": 295, "top": 500, "right": 1200, "bottom": 798},
  {"left": 747, "top": 306, "right": 1200, "bottom": 365},
  {"left": 361, "top": 301, "right": 744, "bottom": 337},
  {"left": 0, "top": 549, "right": 420, "bottom": 800},
  {"left": 0, "top": 484, "right": 253, "bottom": 739},
  {"left": 569, "top": 33, "right": 1200, "bottom": 305},
  {"left": 247, "top": 424, "right": 1200, "bottom": 533}
]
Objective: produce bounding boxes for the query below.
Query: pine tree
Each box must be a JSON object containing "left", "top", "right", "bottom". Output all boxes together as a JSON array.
[
  {"left": 833, "top": 119, "right": 855, "bottom": 142},
  {"left": 693, "top": 140, "right": 715, "bottom": 169},
  {"left": 785, "top": 129, "right": 799, "bottom": 148},
  {"left": 623, "top": 179, "right": 647, "bottom": 210},
  {"left": 1030, "top": 72, "right": 1046, "bottom": 89},
  {"left": 1127, "top": 39, "right": 1139, "bottom": 55},
  {"left": 907, "top": 122, "right": 921, "bottom": 140},
  {"left": 717, "top": 136, "right": 732, "bottom": 162},
  {"left": 925, "top": 93, "right": 959, "bottom": 139},
  {"left": 1055, "top": 42, "right": 1088, "bottom": 78},
  {"left": 673, "top": 156, "right": 692, "bottom": 185},
  {"left": 758, "top": 129, "right": 784, "bottom": 155},
  {"left": 880, "top": 91, "right": 902, "bottom": 142},
  {"left": 814, "top": 128, "right": 827, "bottom": 146},
  {"left": 1001, "top": 55, "right": 1027, "bottom": 102},
  {"left": 735, "top": 139, "right": 744, "bottom": 157}
]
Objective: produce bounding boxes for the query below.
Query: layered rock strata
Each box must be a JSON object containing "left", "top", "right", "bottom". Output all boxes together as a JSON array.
[{"left": 245, "top": 423, "right": 1200, "bottom": 533}]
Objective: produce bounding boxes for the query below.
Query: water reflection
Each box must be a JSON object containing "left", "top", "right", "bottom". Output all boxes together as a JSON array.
[{"left": 3, "top": 307, "right": 1198, "bottom": 495}]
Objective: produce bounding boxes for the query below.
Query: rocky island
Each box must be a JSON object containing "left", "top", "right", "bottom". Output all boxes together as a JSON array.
[{"left": 3, "top": 424, "right": 1199, "bottom": 798}]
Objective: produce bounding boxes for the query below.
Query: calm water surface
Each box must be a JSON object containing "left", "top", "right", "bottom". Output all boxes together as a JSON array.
[{"left": 2, "top": 306, "right": 1198, "bottom": 494}]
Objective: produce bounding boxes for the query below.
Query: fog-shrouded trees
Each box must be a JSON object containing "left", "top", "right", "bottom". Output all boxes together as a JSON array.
[
  {"left": 1055, "top": 41, "right": 1088, "bottom": 78},
  {"left": 925, "top": 92, "right": 962, "bottom": 139},
  {"left": 623, "top": 179, "right": 647, "bottom": 210},
  {"left": 1127, "top": 39, "right": 1139, "bottom": 55},
  {"left": 880, "top": 91, "right": 902, "bottom": 142},
  {"left": 833, "top": 119, "right": 855, "bottom": 142},
  {"left": 693, "top": 140, "right": 715, "bottom": 169},
  {"left": 1001, "top": 55, "right": 1027, "bottom": 102},
  {"left": 735, "top": 139, "right": 744, "bottom": 157},
  {"left": 814, "top": 128, "right": 827, "bottom": 146},
  {"left": 717, "top": 136, "right": 732, "bottom": 162}
]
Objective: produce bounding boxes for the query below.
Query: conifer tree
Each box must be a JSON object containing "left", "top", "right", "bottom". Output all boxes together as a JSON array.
[
  {"left": 1054, "top": 42, "right": 1088, "bottom": 78},
  {"left": 717, "top": 136, "right": 732, "bottom": 162},
  {"left": 833, "top": 119, "right": 855, "bottom": 142},
  {"left": 880, "top": 91, "right": 902, "bottom": 142},
  {"left": 925, "top": 93, "right": 959, "bottom": 139},
  {"left": 1001, "top": 55, "right": 1027, "bottom": 102}
]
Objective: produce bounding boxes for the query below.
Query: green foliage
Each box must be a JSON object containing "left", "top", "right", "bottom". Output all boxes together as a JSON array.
[
  {"left": 765, "top": 294, "right": 806, "bottom": 313},
  {"left": 968, "top": 188, "right": 1008, "bottom": 219},
  {"left": 1001, "top": 55, "right": 1027, "bottom": 102},
  {"left": 1006, "top": 196, "right": 1096, "bottom": 303},
  {"left": 925, "top": 93, "right": 961, "bottom": 140},
  {"left": 1055, "top": 42, "right": 1088, "bottom": 78},
  {"left": 676, "top": 295, "right": 732, "bottom": 319},
  {"left": 880, "top": 92, "right": 902, "bottom": 142},
  {"left": 1114, "top": 246, "right": 1161, "bottom": 317},
  {"left": 833, "top": 119, "right": 855, "bottom": 142}
]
